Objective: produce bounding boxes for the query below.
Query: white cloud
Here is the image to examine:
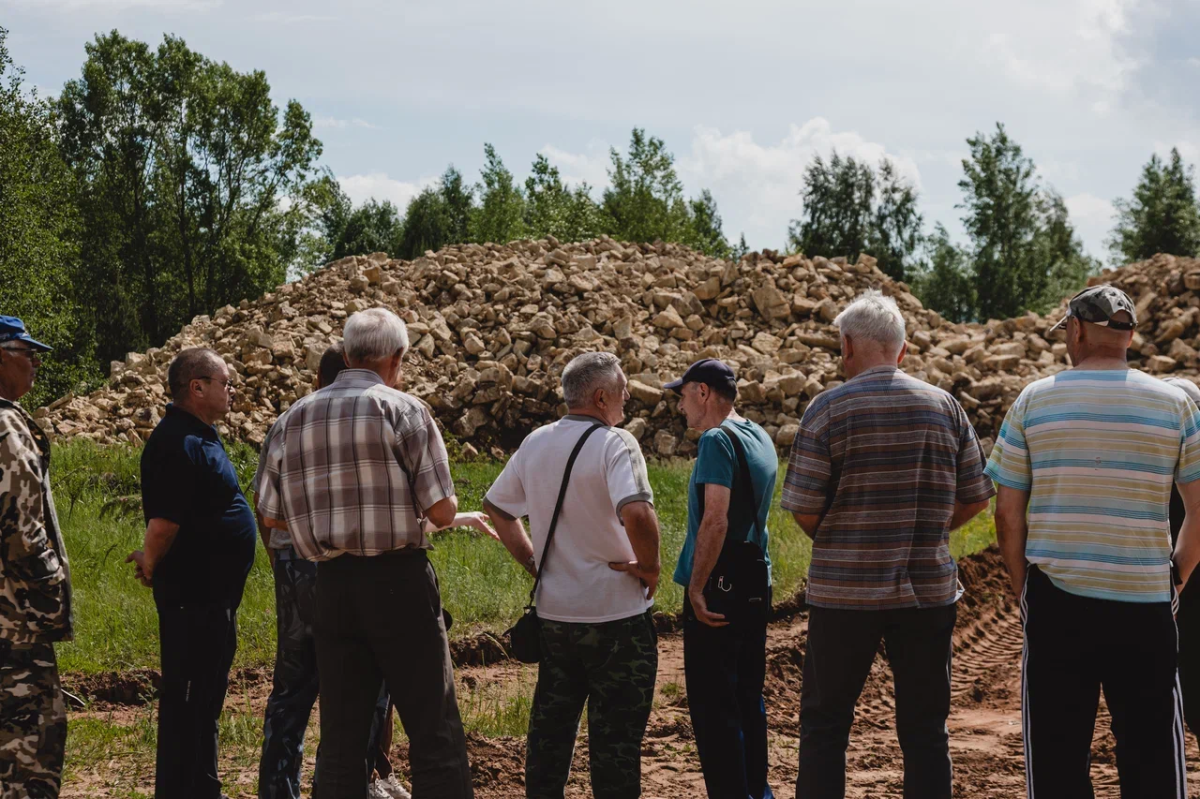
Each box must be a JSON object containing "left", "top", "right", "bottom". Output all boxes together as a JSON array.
[
  {"left": 251, "top": 11, "right": 335, "bottom": 22},
  {"left": 1065, "top": 192, "right": 1117, "bottom": 256},
  {"left": 539, "top": 142, "right": 611, "bottom": 189},
  {"left": 313, "top": 116, "right": 378, "bottom": 130},
  {"left": 677, "top": 119, "right": 921, "bottom": 246},
  {"left": 338, "top": 173, "right": 437, "bottom": 211},
  {"left": 6, "top": 0, "right": 220, "bottom": 8},
  {"left": 983, "top": 0, "right": 1140, "bottom": 107},
  {"left": 542, "top": 118, "right": 921, "bottom": 249}
]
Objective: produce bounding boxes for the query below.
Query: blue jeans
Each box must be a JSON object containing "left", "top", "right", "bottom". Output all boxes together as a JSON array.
[
  {"left": 683, "top": 595, "right": 775, "bottom": 799},
  {"left": 258, "top": 548, "right": 392, "bottom": 799}
]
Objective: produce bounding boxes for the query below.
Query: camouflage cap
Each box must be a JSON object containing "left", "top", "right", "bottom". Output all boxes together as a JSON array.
[{"left": 1047, "top": 284, "right": 1137, "bottom": 333}]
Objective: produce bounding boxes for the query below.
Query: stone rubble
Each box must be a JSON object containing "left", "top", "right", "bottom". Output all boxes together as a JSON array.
[{"left": 36, "top": 241, "right": 1200, "bottom": 460}]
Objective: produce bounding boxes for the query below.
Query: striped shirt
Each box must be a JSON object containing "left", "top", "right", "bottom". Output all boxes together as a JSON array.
[
  {"left": 255, "top": 369, "right": 455, "bottom": 561},
  {"left": 985, "top": 369, "right": 1200, "bottom": 603},
  {"left": 782, "top": 366, "right": 995, "bottom": 610}
]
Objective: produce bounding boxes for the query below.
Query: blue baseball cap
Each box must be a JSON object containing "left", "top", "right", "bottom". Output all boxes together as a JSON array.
[
  {"left": 663, "top": 358, "right": 738, "bottom": 395},
  {"left": 0, "top": 316, "right": 52, "bottom": 352}
]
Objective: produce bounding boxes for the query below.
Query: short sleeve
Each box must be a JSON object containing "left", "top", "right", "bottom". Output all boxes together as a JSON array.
[
  {"left": 484, "top": 445, "right": 527, "bottom": 519},
  {"left": 255, "top": 425, "right": 286, "bottom": 519},
  {"left": 1176, "top": 397, "right": 1200, "bottom": 484},
  {"left": 605, "top": 429, "right": 654, "bottom": 516},
  {"left": 954, "top": 403, "right": 996, "bottom": 503},
  {"left": 396, "top": 405, "right": 455, "bottom": 515},
  {"left": 781, "top": 405, "right": 832, "bottom": 514},
  {"left": 141, "top": 437, "right": 198, "bottom": 525},
  {"left": 985, "top": 392, "right": 1032, "bottom": 491},
  {"left": 694, "top": 429, "right": 736, "bottom": 490},
  {"left": 252, "top": 421, "right": 279, "bottom": 497}
]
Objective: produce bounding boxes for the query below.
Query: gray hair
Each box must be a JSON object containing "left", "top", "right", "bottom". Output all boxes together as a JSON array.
[
  {"left": 1164, "top": 377, "right": 1200, "bottom": 404},
  {"left": 834, "top": 289, "right": 906, "bottom": 351},
  {"left": 343, "top": 308, "right": 409, "bottom": 363},
  {"left": 562, "top": 352, "right": 622, "bottom": 407}
]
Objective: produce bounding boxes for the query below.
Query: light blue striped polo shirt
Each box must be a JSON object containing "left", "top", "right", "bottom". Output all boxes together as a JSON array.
[{"left": 985, "top": 369, "right": 1200, "bottom": 602}]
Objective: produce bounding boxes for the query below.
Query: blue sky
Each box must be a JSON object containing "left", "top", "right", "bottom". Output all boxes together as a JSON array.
[{"left": 4, "top": 0, "right": 1199, "bottom": 262}]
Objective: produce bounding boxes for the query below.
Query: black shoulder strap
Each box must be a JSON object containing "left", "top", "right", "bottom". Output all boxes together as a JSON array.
[
  {"left": 720, "top": 423, "right": 761, "bottom": 544},
  {"left": 528, "top": 422, "right": 604, "bottom": 606}
]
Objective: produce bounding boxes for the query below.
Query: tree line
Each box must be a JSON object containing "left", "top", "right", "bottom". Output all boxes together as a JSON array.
[{"left": 4, "top": 27, "right": 1200, "bottom": 409}]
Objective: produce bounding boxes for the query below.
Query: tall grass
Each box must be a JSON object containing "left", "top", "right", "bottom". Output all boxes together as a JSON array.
[{"left": 50, "top": 439, "right": 995, "bottom": 674}]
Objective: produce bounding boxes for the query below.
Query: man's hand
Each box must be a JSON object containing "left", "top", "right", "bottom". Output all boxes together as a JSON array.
[
  {"left": 456, "top": 511, "right": 500, "bottom": 541},
  {"left": 125, "top": 550, "right": 153, "bottom": 588},
  {"left": 688, "top": 588, "right": 728, "bottom": 628},
  {"left": 608, "top": 560, "right": 660, "bottom": 599}
]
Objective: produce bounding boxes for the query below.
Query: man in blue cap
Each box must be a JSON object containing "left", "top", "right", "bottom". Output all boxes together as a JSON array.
[
  {"left": 0, "top": 317, "right": 73, "bottom": 798},
  {"left": 666, "top": 358, "right": 778, "bottom": 799}
]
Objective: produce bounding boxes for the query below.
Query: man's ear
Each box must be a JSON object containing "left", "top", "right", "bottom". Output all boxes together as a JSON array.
[
  {"left": 842, "top": 334, "right": 854, "bottom": 359},
  {"left": 896, "top": 341, "right": 908, "bottom": 365}
]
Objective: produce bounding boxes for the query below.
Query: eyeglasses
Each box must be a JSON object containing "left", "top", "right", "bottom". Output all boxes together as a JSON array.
[
  {"left": 196, "top": 376, "right": 235, "bottom": 391},
  {"left": 0, "top": 346, "right": 40, "bottom": 361}
]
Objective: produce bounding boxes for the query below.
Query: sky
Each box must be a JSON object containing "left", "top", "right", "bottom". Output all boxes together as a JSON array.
[{"left": 4, "top": 0, "right": 1199, "bottom": 262}]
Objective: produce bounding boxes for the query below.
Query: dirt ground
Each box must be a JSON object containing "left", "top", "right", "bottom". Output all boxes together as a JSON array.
[{"left": 63, "top": 548, "right": 1200, "bottom": 798}]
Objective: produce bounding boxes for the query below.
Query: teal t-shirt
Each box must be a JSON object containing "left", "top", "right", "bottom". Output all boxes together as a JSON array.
[{"left": 673, "top": 418, "right": 777, "bottom": 588}]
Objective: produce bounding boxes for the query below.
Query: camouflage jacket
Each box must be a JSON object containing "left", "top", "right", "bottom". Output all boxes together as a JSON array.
[{"left": 0, "top": 398, "right": 73, "bottom": 644}]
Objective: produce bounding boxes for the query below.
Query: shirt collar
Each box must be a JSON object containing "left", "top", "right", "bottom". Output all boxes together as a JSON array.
[
  {"left": 165, "top": 403, "right": 218, "bottom": 438},
  {"left": 564, "top": 413, "right": 610, "bottom": 427},
  {"left": 848, "top": 365, "right": 899, "bottom": 383},
  {"left": 332, "top": 368, "right": 388, "bottom": 387}
]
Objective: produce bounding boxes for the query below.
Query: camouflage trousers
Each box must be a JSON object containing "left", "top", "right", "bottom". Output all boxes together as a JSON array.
[
  {"left": 0, "top": 642, "right": 66, "bottom": 799},
  {"left": 526, "top": 610, "right": 657, "bottom": 799}
]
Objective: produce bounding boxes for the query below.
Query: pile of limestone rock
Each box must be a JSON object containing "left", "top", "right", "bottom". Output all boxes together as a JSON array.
[{"left": 35, "top": 239, "right": 1200, "bottom": 459}]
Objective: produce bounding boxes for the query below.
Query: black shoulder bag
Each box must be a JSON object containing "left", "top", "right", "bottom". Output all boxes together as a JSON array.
[
  {"left": 506, "top": 422, "right": 604, "bottom": 663},
  {"left": 701, "top": 425, "right": 771, "bottom": 624}
]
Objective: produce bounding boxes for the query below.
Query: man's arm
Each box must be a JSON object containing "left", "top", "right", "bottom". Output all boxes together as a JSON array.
[
  {"left": 253, "top": 498, "right": 276, "bottom": 567},
  {"left": 993, "top": 485, "right": 1031, "bottom": 598},
  {"left": 1174, "top": 480, "right": 1200, "bottom": 588},
  {"left": 422, "top": 511, "right": 500, "bottom": 540},
  {"left": 949, "top": 499, "right": 991, "bottom": 532},
  {"left": 126, "top": 518, "right": 181, "bottom": 588},
  {"left": 425, "top": 495, "right": 459, "bottom": 530},
  {"left": 688, "top": 483, "right": 731, "bottom": 628},
  {"left": 483, "top": 498, "right": 536, "bottom": 577},
  {"left": 792, "top": 512, "right": 821, "bottom": 539},
  {"left": 609, "top": 501, "right": 661, "bottom": 599}
]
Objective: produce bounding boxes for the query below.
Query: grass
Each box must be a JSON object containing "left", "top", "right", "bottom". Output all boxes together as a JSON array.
[{"left": 51, "top": 438, "right": 996, "bottom": 675}]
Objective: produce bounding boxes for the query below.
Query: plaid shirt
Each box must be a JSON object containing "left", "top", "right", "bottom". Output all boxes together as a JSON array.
[{"left": 256, "top": 369, "right": 455, "bottom": 561}]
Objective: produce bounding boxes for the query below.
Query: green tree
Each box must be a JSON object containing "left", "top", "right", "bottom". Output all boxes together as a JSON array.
[
  {"left": 787, "top": 153, "right": 923, "bottom": 281},
  {"left": 335, "top": 199, "right": 405, "bottom": 259},
  {"left": 684, "top": 189, "right": 731, "bottom": 258},
  {"left": 397, "top": 187, "right": 449, "bottom": 259},
  {"left": 440, "top": 165, "right": 474, "bottom": 246},
  {"left": 57, "top": 31, "right": 322, "bottom": 364},
  {"left": 869, "top": 160, "right": 924, "bottom": 281},
  {"left": 290, "top": 168, "right": 352, "bottom": 275},
  {"left": 911, "top": 224, "right": 976, "bottom": 323},
  {"left": 523, "top": 154, "right": 602, "bottom": 242},
  {"left": 471, "top": 143, "right": 525, "bottom": 244},
  {"left": 602, "top": 129, "right": 691, "bottom": 243},
  {"left": 1034, "top": 191, "right": 1098, "bottom": 311},
  {"left": 1108, "top": 148, "right": 1200, "bottom": 264},
  {"left": 957, "top": 123, "right": 1044, "bottom": 320},
  {"left": 731, "top": 233, "right": 750, "bottom": 262},
  {"left": 788, "top": 152, "right": 875, "bottom": 264},
  {"left": 0, "top": 27, "right": 95, "bottom": 408}
]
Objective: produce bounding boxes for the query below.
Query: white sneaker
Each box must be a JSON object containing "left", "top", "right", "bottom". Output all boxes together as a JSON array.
[
  {"left": 378, "top": 774, "right": 413, "bottom": 799},
  {"left": 368, "top": 780, "right": 391, "bottom": 799}
]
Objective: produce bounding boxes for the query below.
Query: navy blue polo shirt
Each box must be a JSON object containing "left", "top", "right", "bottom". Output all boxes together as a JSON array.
[{"left": 140, "top": 404, "right": 256, "bottom": 607}]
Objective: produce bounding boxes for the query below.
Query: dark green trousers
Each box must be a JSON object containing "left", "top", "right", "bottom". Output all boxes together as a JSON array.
[{"left": 526, "top": 610, "right": 657, "bottom": 799}]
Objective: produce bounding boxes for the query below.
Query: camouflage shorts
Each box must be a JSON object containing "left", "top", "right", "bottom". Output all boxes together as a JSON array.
[{"left": 0, "top": 642, "right": 66, "bottom": 799}]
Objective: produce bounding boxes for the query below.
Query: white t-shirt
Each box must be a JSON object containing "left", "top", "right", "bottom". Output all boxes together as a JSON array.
[{"left": 485, "top": 415, "right": 655, "bottom": 623}]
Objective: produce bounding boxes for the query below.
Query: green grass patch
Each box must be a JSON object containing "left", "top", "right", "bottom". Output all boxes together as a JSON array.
[{"left": 51, "top": 439, "right": 996, "bottom": 674}]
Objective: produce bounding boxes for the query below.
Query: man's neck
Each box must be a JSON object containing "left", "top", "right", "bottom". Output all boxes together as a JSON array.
[
  {"left": 174, "top": 402, "right": 214, "bottom": 426},
  {"left": 698, "top": 405, "right": 739, "bottom": 432},
  {"left": 1071, "top": 349, "right": 1129, "bottom": 371},
  {"left": 845, "top": 360, "right": 896, "bottom": 380},
  {"left": 567, "top": 407, "right": 608, "bottom": 425}
]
